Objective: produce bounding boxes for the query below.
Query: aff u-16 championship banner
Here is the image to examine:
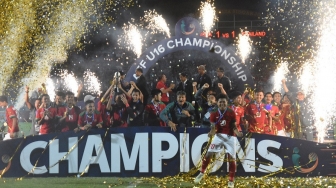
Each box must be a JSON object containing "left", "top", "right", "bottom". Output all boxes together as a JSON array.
[{"left": 0, "top": 127, "right": 333, "bottom": 177}]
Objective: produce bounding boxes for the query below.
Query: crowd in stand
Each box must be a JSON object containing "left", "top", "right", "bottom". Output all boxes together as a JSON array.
[{"left": 0, "top": 65, "right": 313, "bottom": 142}]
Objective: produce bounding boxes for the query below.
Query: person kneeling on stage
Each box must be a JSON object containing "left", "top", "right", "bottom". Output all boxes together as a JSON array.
[
  {"left": 194, "top": 94, "right": 243, "bottom": 188},
  {"left": 75, "top": 100, "right": 103, "bottom": 132},
  {"left": 0, "top": 96, "right": 20, "bottom": 140},
  {"left": 160, "top": 91, "right": 195, "bottom": 131}
]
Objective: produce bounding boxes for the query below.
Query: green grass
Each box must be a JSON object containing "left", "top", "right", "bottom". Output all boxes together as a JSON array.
[
  {"left": 1, "top": 176, "right": 336, "bottom": 188},
  {"left": 0, "top": 177, "right": 194, "bottom": 188}
]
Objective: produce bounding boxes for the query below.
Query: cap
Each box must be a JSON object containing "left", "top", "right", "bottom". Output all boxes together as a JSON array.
[
  {"left": 216, "top": 67, "right": 225, "bottom": 72},
  {"left": 179, "top": 72, "right": 188, "bottom": 77},
  {"left": 84, "top": 95, "right": 95, "bottom": 102}
]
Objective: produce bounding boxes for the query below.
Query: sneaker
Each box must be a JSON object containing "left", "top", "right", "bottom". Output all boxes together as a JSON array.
[
  {"left": 228, "top": 181, "right": 234, "bottom": 188},
  {"left": 194, "top": 172, "right": 204, "bottom": 184}
]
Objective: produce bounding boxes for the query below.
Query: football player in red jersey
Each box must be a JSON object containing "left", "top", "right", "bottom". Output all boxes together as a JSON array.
[
  {"left": 76, "top": 100, "right": 103, "bottom": 132},
  {"left": 144, "top": 89, "right": 166, "bottom": 126},
  {"left": 0, "top": 96, "right": 20, "bottom": 140},
  {"left": 245, "top": 90, "right": 267, "bottom": 133},
  {"left": 36, "top": 94, "right": 57, "bottom": 135},
  {"left": 194, "top": 94, "right": 243, "bottom": 187},
  {"left": 263, "top": 92, "right": 279, "bottom": 135},
  {"left": 272, "top": 92, "right": 287, "bottom": 136},
  {"left": 229, "top": 91, "right": 246, "bottom": 132},
  {"left": 58, "top": 91, "right": 81, "bottom": 132}
]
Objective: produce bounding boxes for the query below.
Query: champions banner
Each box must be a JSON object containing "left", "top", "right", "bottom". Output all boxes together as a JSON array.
[{"left": 0, "top": 127, "right": 333, "bottom": 177}]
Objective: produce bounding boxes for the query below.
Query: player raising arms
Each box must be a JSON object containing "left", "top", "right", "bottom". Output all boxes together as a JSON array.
[{"left": 194, "top": 94, "right": 243, "bottom": 188}]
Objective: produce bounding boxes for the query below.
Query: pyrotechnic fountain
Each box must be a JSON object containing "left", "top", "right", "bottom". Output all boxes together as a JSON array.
[{"left": 199, "top": 1, "right": 216, "bottom": 37}]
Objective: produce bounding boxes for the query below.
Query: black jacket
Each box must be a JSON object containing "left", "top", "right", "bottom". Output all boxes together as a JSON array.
[
  {"left": 213, "top": 76, "right": 231, "bottom": 94},
  {"left": 196, "top": 73, "right": 212, "bottom": 98},
  {"left": 175, "top": 79, "right": 195, "bottom": 103}
]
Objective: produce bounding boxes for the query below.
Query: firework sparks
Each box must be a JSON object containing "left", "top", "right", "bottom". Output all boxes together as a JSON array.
[
  {"left": 60, "top": 70, "right": 79, "bottom": 95},
  {"left": 84, "top": 70, "right": 102, "bottom": 96},
  {"left": 123, "top": 23, "right": 143, "bottom": 57},
  {"left": 143, "top": 10, "right": 170, "bottom": 38},
  {"left": 270, "top": 61, "right": 289, "bottom": 92},
  {"left": 298, "top": 61, "right": 315, "bottom": 95},
  {"left": 199, "top": 1, "right": 216, "bottom": 37},
  {"left": 237, "top": 32, "right": 252, "bottom": 64},
  {"left": 45, "top": 78, "right": 56, "bottom": 102},
  {"left": 310, "top": 2, "right": 336, "bottom": 143}
]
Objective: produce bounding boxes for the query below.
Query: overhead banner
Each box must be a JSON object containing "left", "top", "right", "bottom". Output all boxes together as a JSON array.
[
  {"left": 125, "top": 17, "right": 254, "bottom": 92},
  {"left": 0, "top": 127, "right": 334, "bottom": 177}
]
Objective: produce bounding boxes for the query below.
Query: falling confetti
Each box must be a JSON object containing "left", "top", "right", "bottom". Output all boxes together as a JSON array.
[
  {"left": 0, "top": 0, "right": 35, "bottom": 95},
  {"left": 14, "top": 0, "right": 93, "bottom": 109}
]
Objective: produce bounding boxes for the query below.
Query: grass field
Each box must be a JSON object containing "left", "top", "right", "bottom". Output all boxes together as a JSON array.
[
  {"left": 0, "top": 177, "right": 194, "bottom": 188},
  {"left": 0, "top": 176, "right": 336, "bottom": 188}
]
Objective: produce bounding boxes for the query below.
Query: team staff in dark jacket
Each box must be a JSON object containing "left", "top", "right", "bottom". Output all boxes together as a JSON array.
[
  {"left": 174, "top": 72, "right": 195, "bottom": 104},
  {"left": 160, "top": 91, "right": 195, "bottom": 131},
  {"left": 130, "top": 68, "right": 149, "bottom": 105}
]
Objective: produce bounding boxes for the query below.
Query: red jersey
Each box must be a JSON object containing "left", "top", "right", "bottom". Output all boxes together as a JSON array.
[
  {"left": 110, "top": 105, "right": 128, "bottom": 127},
  {"left": 78, "top": 110, "right": 103, "bottom": 128},
  {"left": 36, "top": 106, "right": 57, "bottom": 134},
  {"left": 265, "top": 105, "right": 278, "bottom": 135},
  {"left": 210, "top": 108, "right": 236, "bottom": 136},
  {"left": 245, "top": 102, "right": 267, "bottom": 133},
  {"left": 144, "top": 102, "right": 166, "bottom": 126},
  {"left": 269, "top": 104, "right": 283, "bottom": 132},
  {"left": 98, "top": 101, "right": 112, "bottom": 128},
  {"left": 156, "top": 81, "right": 169, "bottom": 103},
  {"left": 229, "top": 105, "right": 244, "bottom": 131},
  {"left": 5, "top": 106, "right": 19, "bottom": 133},
  {"left": 57, "top": 106, "right": 80, "bottom": 132}
]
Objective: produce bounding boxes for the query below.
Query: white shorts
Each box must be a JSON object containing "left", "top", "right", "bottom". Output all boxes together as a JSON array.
[
  {"left": 277, "top": 130, "right": 286, "bottom": 137},
  {"left": 3, "top": 132, "right": 20, "bottom": 141},
  {"left": 207, "top": 133, "right": 237, "bottom": 159}
]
